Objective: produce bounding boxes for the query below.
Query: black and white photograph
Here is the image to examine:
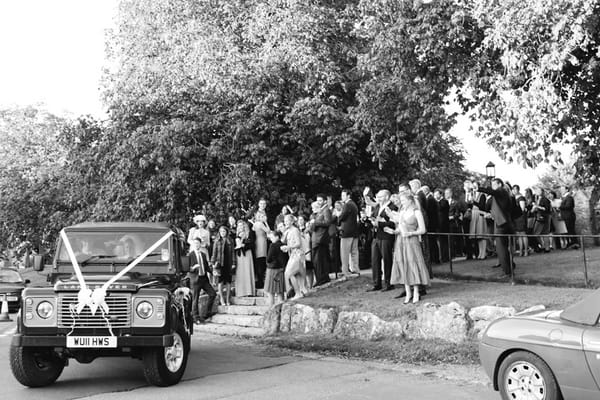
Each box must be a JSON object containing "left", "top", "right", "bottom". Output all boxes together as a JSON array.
[{"left": 1, "top": 1, "right": 600, "bottom": 399}]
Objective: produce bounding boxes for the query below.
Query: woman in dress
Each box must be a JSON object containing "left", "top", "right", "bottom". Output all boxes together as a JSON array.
[
  {"left": 252, "top": 205, "right": 270, "bottom": 289},
  {"left": 387, "top": 193, "right": 428, "bottom": 304},
  {"left": 235, "top": 220, "right": 255, "bottom": 297},
  {"left": 469, "top": 181, "right": 489, "bottom": 259},
  {"left": 297, "top": 215, "right": 314, "bottom": 289},
  {"left": 548, "top": 190, "right": 568, "bottom": 249},
  {"left": 281, "top": 214, "right": 308, "bottom": 300},
  {"left": 211, "top": 226, "right": 236, "bottom": 306}
]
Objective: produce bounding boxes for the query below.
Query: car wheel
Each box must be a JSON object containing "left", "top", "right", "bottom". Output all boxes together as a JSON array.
[
  {"left": 498, "top": 351, "right": 562, "bottom": 400},
  {"left": 9, "top": 346, "right": 65, "bottom": 387},
  {"left": 142, "top": 325, "right": 190, "bottom": 387}
]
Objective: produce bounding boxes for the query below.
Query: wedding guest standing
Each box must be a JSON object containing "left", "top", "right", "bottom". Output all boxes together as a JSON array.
[
  {"left": 187, "top": 215, "right": 211, "bottom": 257},
  {"left": 297, "top": 215, "right": 314, "bottom": 289},
  {"left": 252, "top": 200, "right": 270, "bottom": 289},
  {"left": 532, "top": 187, "right": 552, "bottom": 253},
  {"left": 387, "top": 193, "right": 428, "bottom": 304},
  {"left": 235, "top": 220, "right": 255, "bottom": 297},
  {"left": 470, "top": 182, "right": 489, "bottom": 259},
  {"left": 368, "top": 189, "right": 397, "bottom": 292},
  {"left": 310, "top": 195, "right": 332, "bottom": 286},
  {"left": 282, "top": 214, "right": 307, "bottom": 299},
  {"left": 264, "top": 230, "right": 287, "bottom": 306},
  {"left": 338, "top": 189, "right": 359, "bottom": 276},
  {"left": 211, "top": 226, "right": 236, "bottom": 306},
  {"left": 188, "top": 238, "right": 216, "bottom": 324},
  {"left": 560, "top": 186, "right": 578, "bottom": 248}
]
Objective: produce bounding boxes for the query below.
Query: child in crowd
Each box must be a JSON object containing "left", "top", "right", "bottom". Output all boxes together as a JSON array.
[
  {"left": 211, "top": 226, "right": 236, "bottom": 306},
  {"left": 264, "top": 230, "right": 287, "bottom": 306}
]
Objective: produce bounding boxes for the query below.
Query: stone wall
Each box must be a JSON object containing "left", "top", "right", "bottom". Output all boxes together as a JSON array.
[{"left": 261, "top": 302, "right": 546, "bottom": 343}]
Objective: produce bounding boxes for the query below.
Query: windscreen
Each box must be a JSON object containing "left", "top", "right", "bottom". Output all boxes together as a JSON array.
[{"left": 57, "top": 231, "right": 170, "bottom": 265}]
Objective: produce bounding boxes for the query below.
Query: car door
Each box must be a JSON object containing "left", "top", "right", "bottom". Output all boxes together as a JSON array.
[{"left": 582, "top": 328, "right": 600, "bottom": 390}]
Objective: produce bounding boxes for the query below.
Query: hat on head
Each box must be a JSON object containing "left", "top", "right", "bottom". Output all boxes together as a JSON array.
[{"left": 193, "top": 214, "right": 207, "bottom": 223}]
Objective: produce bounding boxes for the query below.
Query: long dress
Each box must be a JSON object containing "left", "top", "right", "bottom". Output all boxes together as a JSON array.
[
  {"left": 283, "top": 226, "right": 306, "bottom": 274},
  {"left": 469, "top": 193, "right": 488, "bottom": 239},
  {"left": 235, "top": 237, "right": 255, "bottom": 297},
  {"left": 390, "top": 209, "right": 430, "bottom": 286}
]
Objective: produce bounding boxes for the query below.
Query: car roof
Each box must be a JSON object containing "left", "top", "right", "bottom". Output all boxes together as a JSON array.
[
  {"left": 64, "top": 222, "right": 174, "bottom": 233},
  {"left": 561, "top": 289, "right": 600, "bottom": 326}
]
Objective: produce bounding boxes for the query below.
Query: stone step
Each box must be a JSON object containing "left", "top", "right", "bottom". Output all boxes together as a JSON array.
[
  {"left": 217, "top": 305, "right": 270, "bottom": 316},
  {"left": 210, "top": 314, "right": 263, "bottom": 328},
  {"left": 193, "top": 323, "right": 266, "bottom": 338},
  {"left": 231, "top": 296, "right": 269, "bottom": 306}
]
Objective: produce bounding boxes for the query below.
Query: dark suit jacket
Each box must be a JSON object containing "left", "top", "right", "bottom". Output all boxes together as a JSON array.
[
  {"left": 560, "top": 194, "right": 575, "bottom": 221},
  {"left": 338, "top": 199, "right": 359, "bottom": 238},
  {"left": 425, "top": 194, "right": 439, "bottom": 232},
  {"left": 437, "top": 198, "right": 450, "bottom": 233},
  {"left": 372, "top": 202, "right": 397, "bottom": 241},
  {"left": 311, "top": 206, "right": 333, "bottom": 248},
  {"left": 478, "top": 186, "right": 513, "bottom": 230},
  {"left": 187, "top": 250, "right": 211, "bottom": 285},
  {"left": 415, "top": 191, "right": 428, "bottom": 226}
]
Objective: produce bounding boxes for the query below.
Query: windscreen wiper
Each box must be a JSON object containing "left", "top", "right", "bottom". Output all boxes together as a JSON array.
[{"left": 80, "top": 255, "right": 115, "bottom": 265}]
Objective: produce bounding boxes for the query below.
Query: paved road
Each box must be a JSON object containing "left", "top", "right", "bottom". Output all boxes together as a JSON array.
[{"left": 0, "top": 318, "right": 498, "bottom": 400}]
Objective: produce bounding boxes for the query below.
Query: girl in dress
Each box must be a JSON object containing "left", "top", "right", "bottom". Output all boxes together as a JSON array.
[
  {"left": 265, "top": 230, "right": 287, "bottom": 306},
  {"left": 235, "top": 220, "right": 255, "bottom": 297},
  {"left": 548, "top": 190, "right": 568, "bottom": 249},
  {"left": 211, "top": 226, "right": 236, "bottom": 306},
  {"left": 281, "top": 214, "right": 308, "bottom": 300},
  {"left": 387, "top": 193, "right": 429, "bottom": 304}
]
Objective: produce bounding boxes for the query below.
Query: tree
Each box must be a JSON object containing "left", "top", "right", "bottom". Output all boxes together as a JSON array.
[
  {"left": 100, "top": 0, "right": 468, "bottom": 224},
  {"left": 464, "top": 0, "right": 600, "bottom": 232}
]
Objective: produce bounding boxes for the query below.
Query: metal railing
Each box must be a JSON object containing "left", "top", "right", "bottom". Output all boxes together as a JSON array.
[{"left": 423, "top": 231, "right": 597, "bottom": 287}]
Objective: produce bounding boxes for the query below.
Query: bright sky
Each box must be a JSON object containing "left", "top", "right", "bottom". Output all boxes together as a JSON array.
[{"left": 0, "top": 0, "right": 544, "bottom": 187}]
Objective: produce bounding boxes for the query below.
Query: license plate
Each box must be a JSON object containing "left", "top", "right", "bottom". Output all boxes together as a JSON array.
[
  {"left": 66, "top": 336, "right": 117, "bottom": 348},
  {"left": 7, "top": 296, "right": 17, "bottom": 302}
]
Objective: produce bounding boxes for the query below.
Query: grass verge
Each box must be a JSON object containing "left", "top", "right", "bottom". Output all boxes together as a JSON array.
[{"left": 260, "top": 334, "right": 480, "bottom": 365}]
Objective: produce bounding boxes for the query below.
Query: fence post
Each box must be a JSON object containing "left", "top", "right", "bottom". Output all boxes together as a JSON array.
[
  {"left": 581, "top": 235, "right": 589, "bottom": 288},
  {"left": 448, "top": 233, "right": 453, "bottom": 277}
]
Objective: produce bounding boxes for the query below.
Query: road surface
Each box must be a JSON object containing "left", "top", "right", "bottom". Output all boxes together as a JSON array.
[{"left": 0, "top": 317, "right": 498, "bottom": 400}]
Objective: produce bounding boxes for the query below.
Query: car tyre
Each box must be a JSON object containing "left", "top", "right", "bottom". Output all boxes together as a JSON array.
[
  {"left": 498, "top": 351, "right": 562, "bottom": 400},
  {"left": 142, "top": 325, "right": 190, "bottom": 387},
  {"left": 9, "top": 346, "right": 64, "bottom": 387}
]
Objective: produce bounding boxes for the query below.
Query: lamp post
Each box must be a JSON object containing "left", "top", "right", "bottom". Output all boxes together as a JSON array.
[{"left": 485, "top": 161, "right": 496, "bottom": 178}]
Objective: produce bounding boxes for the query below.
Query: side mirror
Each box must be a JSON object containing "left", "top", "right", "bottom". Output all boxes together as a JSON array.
[
  {"left": 24, "top": 279, "right": 31, "bottom": 285},
  {"left": 180, "top": 256, "right": 190, "bottom": 273},
  {"left": 33, "top": 255, "right": 44, "bottom": 271}
]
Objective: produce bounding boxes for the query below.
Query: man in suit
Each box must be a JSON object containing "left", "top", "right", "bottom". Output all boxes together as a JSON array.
[
  {"left": 434, "top": 188, "right": 450, "bottom": 262},
  {"left": 188, "top": 238, "right": 216, "bottom": 324},
  {"left": 478, "top": 178, "right": 515, "bottom": 275},
  {"left": 423, "top": 186, "right": 440, "bottom": 264},
  {"left": 337, "top": 188, "right": 359, "bottom": 276},
  {"left": 368, "top": 189, "right": 397, "bottom": 292},
  {"left": 310, "top": 194, "right": 332, "bottom": 286},
  {"left": 560, "top": 186, "right": 578, "bottom": 248}
]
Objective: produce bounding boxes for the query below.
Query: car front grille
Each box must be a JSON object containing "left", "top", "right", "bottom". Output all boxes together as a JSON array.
[{"left": 58, "top": 293, "right": 131, "bottom": 328}]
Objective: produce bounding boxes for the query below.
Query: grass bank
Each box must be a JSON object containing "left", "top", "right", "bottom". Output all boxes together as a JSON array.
[{"left": 263, "top": 275, "right": 593, "bottom": 365}]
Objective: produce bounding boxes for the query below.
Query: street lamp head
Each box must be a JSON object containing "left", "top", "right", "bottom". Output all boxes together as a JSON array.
[{"left": 485, "top": 161, "right": 496, "bottom": 178}]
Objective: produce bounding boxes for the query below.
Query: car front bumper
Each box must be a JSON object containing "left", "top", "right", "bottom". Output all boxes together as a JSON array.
[{"left": 11, "top": 333, "right": 175, "bottom": 347}]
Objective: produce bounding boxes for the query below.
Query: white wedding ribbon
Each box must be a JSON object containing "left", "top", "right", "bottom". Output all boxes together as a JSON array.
[{"left": 60, "top": 229, "right": 174, "bottom": 316}]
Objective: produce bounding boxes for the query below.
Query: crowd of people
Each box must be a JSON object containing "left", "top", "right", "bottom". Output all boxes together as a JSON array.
[{"left": 184, "top": 178, "right": 578, "bottom": 323}]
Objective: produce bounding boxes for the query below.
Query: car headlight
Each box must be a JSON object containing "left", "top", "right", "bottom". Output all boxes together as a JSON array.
[
  {"left": 136, "top": 301, "right": 154, "bottom": 319},
  {"left": 36, "top": 301, "right": 54, "bottom": 319}
]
